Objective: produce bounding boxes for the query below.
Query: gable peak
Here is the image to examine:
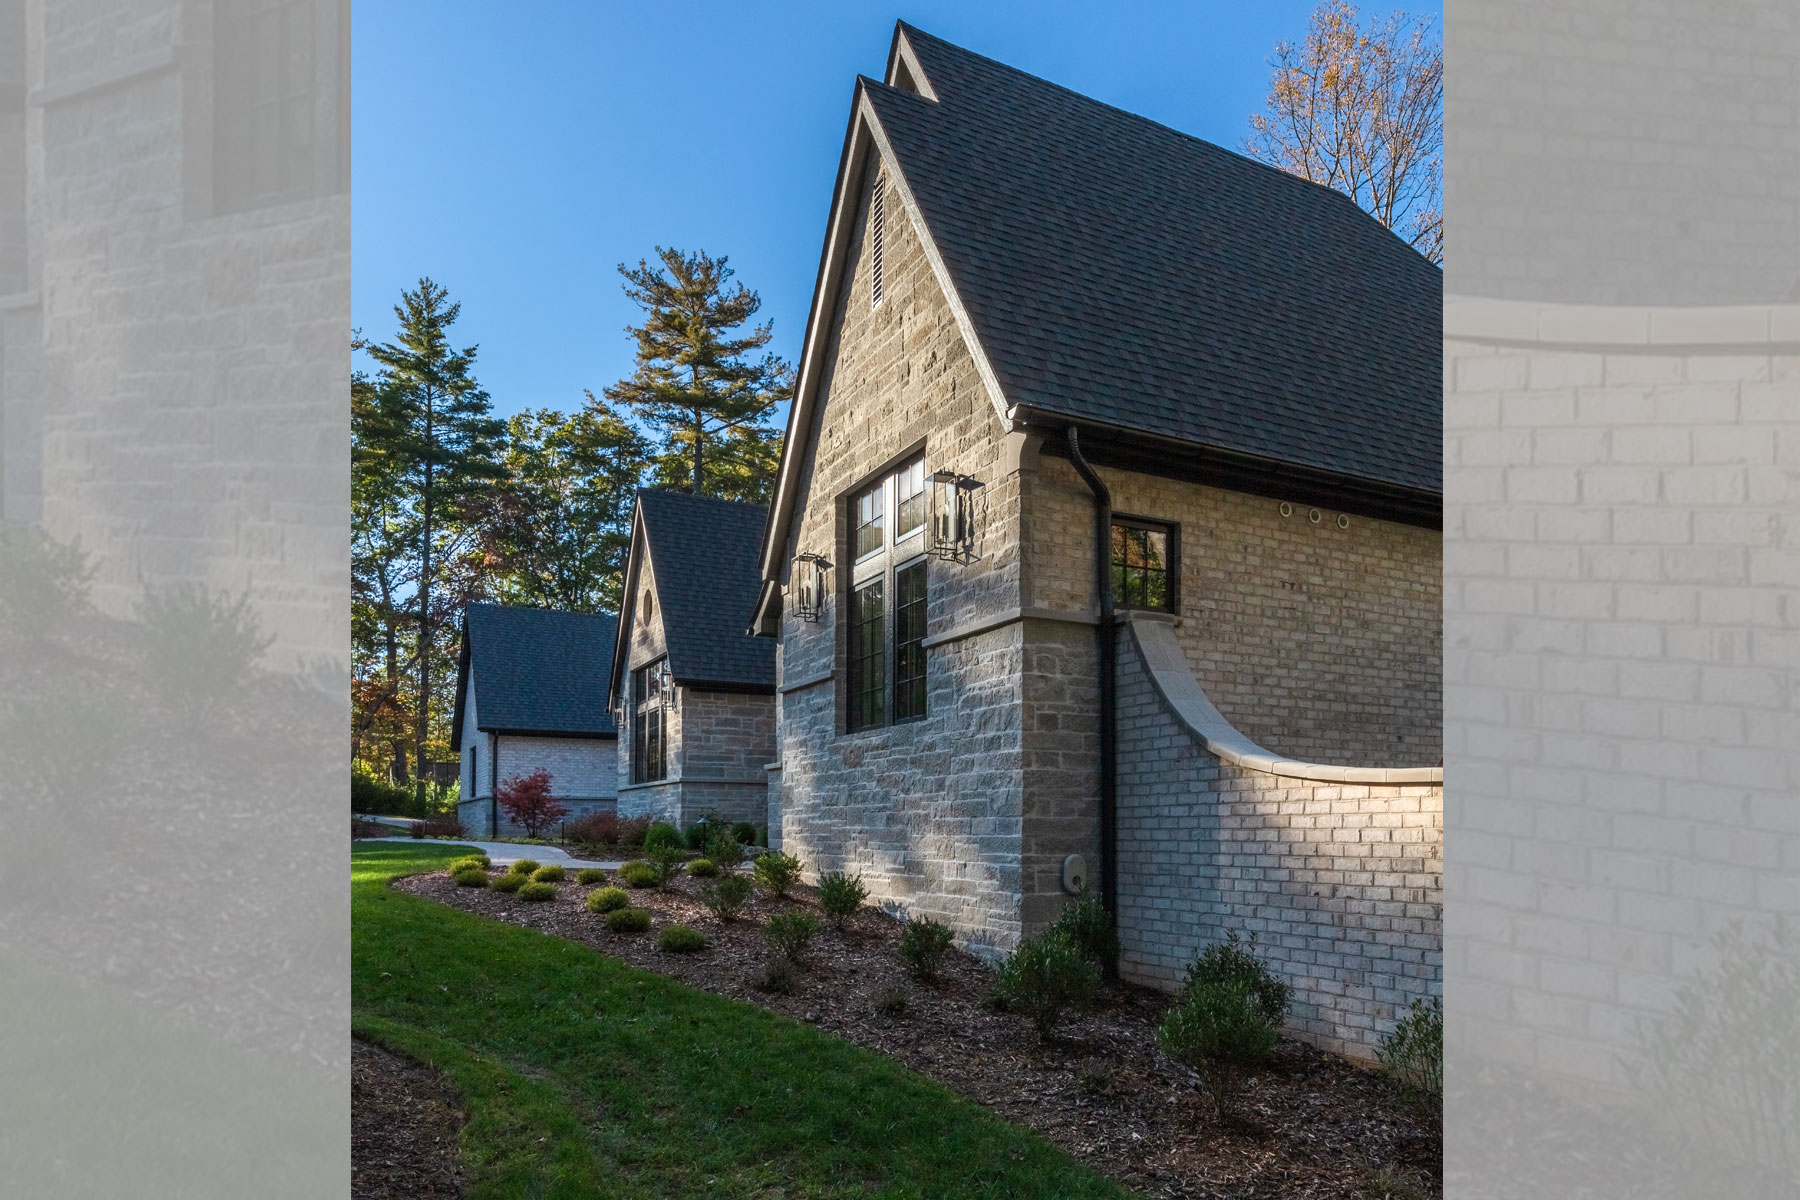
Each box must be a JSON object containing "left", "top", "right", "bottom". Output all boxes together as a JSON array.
[{"left": 884, "top": 23, "right": 939, "bottom": 101}]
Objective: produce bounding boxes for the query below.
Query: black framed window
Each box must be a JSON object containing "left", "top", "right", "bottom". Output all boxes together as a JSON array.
[
  {"left": 893, "top": 559, "right": 928, "bottom": 722},
  {"left": 631, "top": 658, "right": 670, "bottom": 782},
  {"left": 848, "top": 579, "right": 886, "bottom": 730},
  {"left": 1111, "top": 519, "right": 1177, "bottom": 611},
  {"left": 854, "top": 481, "right": 885, "bottom": 559}
]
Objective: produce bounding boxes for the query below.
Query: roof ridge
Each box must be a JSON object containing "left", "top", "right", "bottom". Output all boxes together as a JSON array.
[{"left": 638, "top": 487, "right": 769, "bottom": 512}]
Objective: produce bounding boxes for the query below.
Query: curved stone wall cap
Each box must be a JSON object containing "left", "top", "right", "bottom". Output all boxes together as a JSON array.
[
  {"left": 1446, "top": 295, "right": 1800, "bottom": 353},
  {"left": 1125, "top": 613, "right": 1444, "bottom": 785}
]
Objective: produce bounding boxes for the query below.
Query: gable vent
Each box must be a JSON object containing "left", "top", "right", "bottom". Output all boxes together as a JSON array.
[{"left": 870, "top": 180, "right": 886, "bottom": 309}]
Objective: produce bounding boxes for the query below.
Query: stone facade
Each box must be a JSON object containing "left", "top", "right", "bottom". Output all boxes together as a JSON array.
[
  {"left": 772, "top": 147, "right": 1445, "bottom": 996},
  {"left": 616, "top": 536, "right": 777, "bottom": 830},
  {"left": 1115, "top": 619, "right": 1442, "bottom": 1061}
]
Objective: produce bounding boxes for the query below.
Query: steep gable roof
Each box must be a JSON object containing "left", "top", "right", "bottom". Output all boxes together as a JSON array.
[
  {"left": 757, "top": 23, "right": 1441, "bottom": 602},
  {"left": 875, "top": 25, "right": 1442, "bottom": 494},
  {"left": 611, "top": 490, "right": 777, "bottom": 700},
  {"left": 451, "top": 604, "right": 618, "bottom": 749}
]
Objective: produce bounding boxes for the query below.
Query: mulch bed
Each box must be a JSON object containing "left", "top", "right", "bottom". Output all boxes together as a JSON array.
[
  {"left": 396, "top": 866, "right": 1440, "bottom": 1199},
  {"left": 352, "top": 1037, "right": 467, "bottom": 1199}
]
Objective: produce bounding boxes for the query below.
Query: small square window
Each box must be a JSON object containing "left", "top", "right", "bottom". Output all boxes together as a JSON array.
[{"left": 1110, "top": 519, "right": 1177, "bottom": 611}]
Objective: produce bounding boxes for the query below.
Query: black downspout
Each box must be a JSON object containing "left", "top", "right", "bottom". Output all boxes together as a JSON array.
[
  {"left": 1065, "top": 426, "right": 1117, "bottom": 936},
  {"left": 489, "top": 731, "right": 500, "bottom": 838}
]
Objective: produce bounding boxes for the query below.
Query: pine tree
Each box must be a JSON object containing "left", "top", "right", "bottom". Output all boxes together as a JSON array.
[
  {"left": 604, "top": 248, "right": 792, "bottom": 498},
  {"left": 360, "top": 280, "right": 505, "bottom": 792}
]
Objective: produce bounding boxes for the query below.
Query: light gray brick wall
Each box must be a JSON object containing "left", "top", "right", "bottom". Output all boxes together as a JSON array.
[{"left": 1115, "top": 624, "right": 1443, "bottom": 1062}]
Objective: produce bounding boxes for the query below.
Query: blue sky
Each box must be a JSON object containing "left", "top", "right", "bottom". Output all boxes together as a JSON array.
[{"left": 353, "top": 2, "right": 1382, "bottom": 420}]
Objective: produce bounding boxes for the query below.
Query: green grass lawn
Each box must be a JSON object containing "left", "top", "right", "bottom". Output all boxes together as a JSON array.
[{"left": 354, "top": 842, "right": 1132, "bottom": 1199}]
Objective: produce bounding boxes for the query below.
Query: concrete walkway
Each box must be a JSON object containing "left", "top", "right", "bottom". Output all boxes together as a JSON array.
[{"left": 360, "top": 836, "right": 623, "bottom": 870}]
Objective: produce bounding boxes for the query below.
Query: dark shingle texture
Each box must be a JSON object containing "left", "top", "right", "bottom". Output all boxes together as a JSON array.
[
  {"left": 869, "top": 26, "right": 1442, "bottom": 494},
  {"left": 463, "top": 604, "right": 618, "bottom": 738},
  {"left": 639, "top": 491, "right": 777, "bottom": 688}
]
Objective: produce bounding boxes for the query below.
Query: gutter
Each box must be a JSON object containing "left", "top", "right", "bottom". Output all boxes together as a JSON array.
[{"left": 1065, "top": 426, "right": 1118, "bottom": 938}]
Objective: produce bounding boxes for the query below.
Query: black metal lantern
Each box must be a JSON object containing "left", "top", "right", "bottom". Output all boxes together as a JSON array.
[
  {"left": 791, "top": 552, "right": 828, "bottom": 621},
  {"left": 928, "top": 472, "right": 981, "bottom": 562}
]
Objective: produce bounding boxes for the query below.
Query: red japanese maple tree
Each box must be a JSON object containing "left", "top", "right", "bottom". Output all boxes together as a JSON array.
[{"left": 495, "top": 769, "right": 567, "bottom": 838}]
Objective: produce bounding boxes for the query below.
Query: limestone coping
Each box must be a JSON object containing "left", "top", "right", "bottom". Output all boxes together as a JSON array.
[
  {"left": 1125, "top": 613, "right": 1443, "bottom": 785},
  {"left": 1445, "top": 294, "right": 1800, "bottom": 354}
]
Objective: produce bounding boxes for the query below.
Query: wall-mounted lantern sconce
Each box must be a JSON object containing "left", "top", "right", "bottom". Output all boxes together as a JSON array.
[
  {"left": 791, "top": 552, "right": 829, "bottom": 621},
  {"left": 928, "top": 472, "right": 982, "bottom": 562}
]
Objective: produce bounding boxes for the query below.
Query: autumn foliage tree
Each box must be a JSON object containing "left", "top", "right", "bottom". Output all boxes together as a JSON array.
[
  {"left": 495, "top": 769, "right": 567, "bottom": 839},
  {"left": 1245, "top": 1, "right": 1443, "bottom": 263}
]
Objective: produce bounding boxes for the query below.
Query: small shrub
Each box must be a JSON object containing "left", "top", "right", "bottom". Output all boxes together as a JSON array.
[
  {"left": 418, "top": 816, "right": 465, "bottom": 839},
  {"left": 703, "top": 831, "right": 745, "bottom": 872},
  {"left": 606, "top": 907, "right": 651, "bottom": 933},
  {"left": 563, "top": 811, "right": 619, "bottom": 847},
  {"left": 507, "top": 858, "right": 541, "bottom": 876},
  {"left": 755, "top": 825, "right": 769, "bottom": 848},
  {"left": 491, "top": 872, "right": 525, "bottom": 893},
  {"left": 576, "top": 868, "right": 607, "bottom": 885},
  {"left": 616, "top": 815, "right": 652, "bottom": 848},
  {"left": 408, "top": 821, "right": 424, "bottom": 839},
  {"left": 897, "top": 916, "right": 956, "bottom": 981},
  {"left": 753, "top": 958, "right": 796, "bottom": 994},
  {"left": 1157, "top": 976, "right": 1279, "bottom": 1118},
  {"left": 351, "top": 818, "right": 391, "bottom": 838},
  {"left": 1049, "top": 891, "right": 1119, "bottom": 976},
  {"left": 619, "top": 860, "right": 659, "bottom": 889},
  {"left": 587, "top": 886, "right": 630, "bottom": 914},
  {"left": 1378, "top": 997, "right": 1443, "bottom": 1106},
  {"left": 451, "top": 866, "right": 489, "bottom": 888},
  {"left": 762, "top": 910, "right": 822, "bottom": 963},
  {"left": 996, "top": 930, "right": 1101, "bottom": 1041},
  {"left": 446, "top": 855, "right": 490, "bottom": 877},
  {"left": 687, "top": 858, "right": 718, "bottom": 878},
  {"left": 518, "top": 881, "right": 557, "bottom": 902},
  {"left": 531, "top": 864, "right": 566, "bottom": 883},
  {"left": 753, "top": 852, "right": 802, "bottom": 898},
  {"left": 684, "top": 821, "right": 714, "bottom": 850},
  {"left": 1075, "top": 1058, "right": 1119, "bottom": 1097},
  {"left": 659, "top": 924, "right": 707, "bottom": 953},
  {"left": 817, "top": 871, "right": 868, "bottom": 928},
  {"left": 646, "top": 844, "right": 686, "bottom": 887},
  {"left": 699, "top": 874, "right": 752, "bottom": 921},
  {"left": 732, "top": 821, "right": 756, "bottom": 845},
  {"left": 643, "top": 822, "right": 684, "bottom": 853},
  {"left": 496, "top": 769, "right": 568, "bottom": 839},
  {"left": 1182, "top": 932, "right": 1290, "bottom": 1027},
  {"left": 875, "top": 986, "right": 909, "bottom": 1018}
]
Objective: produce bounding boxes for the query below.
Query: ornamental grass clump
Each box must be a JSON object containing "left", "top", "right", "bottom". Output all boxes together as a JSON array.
[
  {"left": 606, "top": 907, "right": 651, "bottom": 933},
  {"left": 753, "top": 852, "right": 802, "bottom": 899},
  {"left": 531, "top": 864, "right": 565, "bottom": 883},
  {"left": 1157, "top": 977, "right": 1278, "bottom": 1118},
  {"left": 586, "top": 886, "right": 630, "bottom": 914},
  {"left": 699, "top": 874, "right": 752, "bottom": 921},
  {"left": 575, "top": 868, "right": 607, "bottom": 885},
  {"left": 897, "top": 916, "right": 955, "bottom": 982},
  {"left": 659, "top": 924, "right": 707, "bottom": 953},
  {"left": 619, "top": 860, "right": 659, "bottom": 889},
  {"left": 491, "top": 872, "right": 525, "bottom": 894},
  {"left": 518, "top": 881, "right": 557, "bottom": 902},
  {"left": 1378, "top": 997, "right": 1443, "bottom": 1108},
  {"left": 686, "top": 858, "right": 718, "bottom": 878},
  {"left": 817, "top": 871, "right": 868, "bottom": 929},
  {"left": 451, "top": 866, "right": 489, "bottom": 888},
  {"left": 1049, "top": 890, "right": 1119, "bottom": 976},
  {"left": 762, "top": 911, "right": 822, "bottom": 963},
  {"left": 996, "top": 930, "right": 1101, "bottom": 1042}
]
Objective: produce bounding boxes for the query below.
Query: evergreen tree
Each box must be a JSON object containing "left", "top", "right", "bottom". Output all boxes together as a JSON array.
[
  {"left": 360, "top": 280, "right": 505, "bottom": 790},
  {"left": 350, "top": 346, "right": 417, "bottom": 781},
  {"left": 604, "top": 247, "right": 792, "bottom": 499},
  {"left": 475, "top": 393, "right": 650, "bottom": 612}
]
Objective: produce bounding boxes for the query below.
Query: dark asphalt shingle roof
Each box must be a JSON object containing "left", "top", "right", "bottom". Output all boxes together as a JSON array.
[
  {"left": 452, "top": 604, "right": 618, "bottom": 748},
  {"left": 639, "top": 490, "right": 776, "bottom": 689},
  {"left": 868, "top": 25, "right": 1442, "bottom": 495}
]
